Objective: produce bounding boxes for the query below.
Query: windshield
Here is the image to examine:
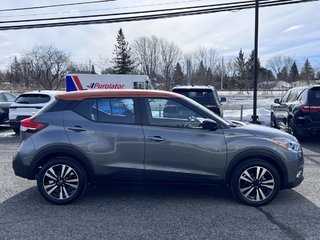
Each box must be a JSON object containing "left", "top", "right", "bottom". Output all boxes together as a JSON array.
[{"left": 15, "top": 94, "right": 51, "bottom": 104}]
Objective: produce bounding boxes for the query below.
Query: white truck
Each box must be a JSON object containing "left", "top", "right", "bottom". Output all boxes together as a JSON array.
[{"left": 65, "top": 73, "right": 153, "bottom": 92}]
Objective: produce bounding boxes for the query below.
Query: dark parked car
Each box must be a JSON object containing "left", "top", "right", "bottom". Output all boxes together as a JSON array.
[
  {"left": 13, "top": 90, "right": 304, "bottom": 206},
  {"left": 172, "top": 85, "right": 226, "bottom": 116},
  {"left": 0, "top": 91, "right": 17, "bottom": 124},
  {"left": 271, "top": 85, "right": 320, "bottom": 138}
]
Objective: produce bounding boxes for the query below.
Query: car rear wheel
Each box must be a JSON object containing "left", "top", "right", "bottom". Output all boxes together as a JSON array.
[
  {"left": 288, "top": 117, "right": 301, "bottom": 139},
  {"left": 37, "top": 157, "right": 87, "bottom": 205},
  {"left": 231, "top": 160, "right": 280, "bottom": 206},
  {"left": 12, "top": 127, "right": 20, "bottom": 134},
  {"left": 270, "top": 114, "right": 278, "bottom": 128}
]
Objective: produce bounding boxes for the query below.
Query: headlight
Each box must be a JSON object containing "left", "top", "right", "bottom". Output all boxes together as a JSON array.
[{"left": 271, "top": 137, "right": 301, "bottom": 152}]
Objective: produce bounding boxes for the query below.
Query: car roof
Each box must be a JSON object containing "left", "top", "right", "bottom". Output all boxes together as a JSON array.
[
  {"left": 56, "top": 90, "right": 181, "bottom": 101},
  {"left": 19, "top": 90, "right": 64, "bottom": 96},
  {"left": 172, "top": 85, "right": 215, "bottom": 90}
]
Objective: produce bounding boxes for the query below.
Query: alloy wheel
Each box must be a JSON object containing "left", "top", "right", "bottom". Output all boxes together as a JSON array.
[
  {"left": 42, "top": 164, "right": 80, "bottom": 201},
  {"left": 238, "top": 166, "right": 275, "bottom": 202}
]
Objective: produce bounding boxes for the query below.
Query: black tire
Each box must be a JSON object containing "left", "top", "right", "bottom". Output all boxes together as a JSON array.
[
  {"left": 12, "top": 127, "right": 20, "bottom": 134},
  {"left": 230, "top": 159, "right": 280, "bottom": 206},
  {"left": 270, "top": 114, "right": 278, "bottom": 128},
  {"left": 288, "top": 117, "right": 301, "bottom": 139},
  {"left": 37, "top": 157, "right": 87, "bottom": 205}
]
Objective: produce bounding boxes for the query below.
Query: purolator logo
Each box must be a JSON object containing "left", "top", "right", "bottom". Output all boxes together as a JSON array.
[{"left": 87, "top": 83, "right": 125, "bottom": 89}]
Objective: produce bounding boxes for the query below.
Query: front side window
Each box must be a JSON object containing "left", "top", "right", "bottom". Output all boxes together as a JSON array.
[
  {"left": 146, "top": 98, "right": 204, "bottom": 128},
  {"left": 281, "top": 90, "right": 291, "bottom": 103},
  {"left": 74, "top": 98, "right": 135, "bottom": 124}
]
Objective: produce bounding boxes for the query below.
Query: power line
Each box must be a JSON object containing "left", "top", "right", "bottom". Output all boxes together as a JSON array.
[
  {"left": 0, "top": 0, "right": 318, "bottom": 30},
  {"left": 0, "top": 0, "right": 264, "bottom": 24},
  {"left": 0, "top": 0, "right": 207, "bottom": 19},
  {"left": 0, "top": 0, "right": 116, "bottom": 12}
]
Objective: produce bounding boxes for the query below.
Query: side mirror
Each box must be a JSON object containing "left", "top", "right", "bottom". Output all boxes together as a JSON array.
[
  {"left": 202, "top": 119, "right": 219, "bottom": 131},
  {"left": 274, "top": 98, "right": 280, "bottom": 104},
  {"left": 220, "top": 97, "right": 226, "bottom": 102}
]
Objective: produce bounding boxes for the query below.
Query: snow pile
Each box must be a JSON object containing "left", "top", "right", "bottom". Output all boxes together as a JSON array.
[{"left": 224, "top": 108, "right": 271, "bottom": 126}]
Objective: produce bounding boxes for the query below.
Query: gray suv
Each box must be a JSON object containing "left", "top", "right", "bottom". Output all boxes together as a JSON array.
[{"left": 13, "top": 90, "right": 304, "bottom": 206}]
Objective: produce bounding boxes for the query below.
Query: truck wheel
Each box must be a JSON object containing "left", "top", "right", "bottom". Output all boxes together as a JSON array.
[
  {"left": 231, "top": 159, "right": 280, "bottom": 206},
  {"left": 37, "top": 157, "right": 87, "bottom": 205}
]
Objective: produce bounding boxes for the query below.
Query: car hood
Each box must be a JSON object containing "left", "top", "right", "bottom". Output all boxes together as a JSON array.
[{"left": 230, "top": 123, "right": 298, "bottom": 142}]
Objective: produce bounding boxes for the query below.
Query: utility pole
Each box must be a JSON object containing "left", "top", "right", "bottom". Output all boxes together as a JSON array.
[
  {"left": 250, "top": 0, "right": 260, "bottom": 124},
  {"left": 221, "top": 57, "right": 224, "bottom": 90},
  {"left": 186, "top": 59, "right": 191, "bottom": 85}
]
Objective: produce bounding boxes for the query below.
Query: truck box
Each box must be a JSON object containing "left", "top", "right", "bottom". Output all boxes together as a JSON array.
[{"left": 66, "top": 73, "right": 152, "bottom": 92}]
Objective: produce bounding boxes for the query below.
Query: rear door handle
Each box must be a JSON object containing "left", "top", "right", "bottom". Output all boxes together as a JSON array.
[
  {"left": 68, "top": 126, "right": 87, "bottom": 132},
  {"left": 147, "top": 136, "right": 166, "bottom": 142}
]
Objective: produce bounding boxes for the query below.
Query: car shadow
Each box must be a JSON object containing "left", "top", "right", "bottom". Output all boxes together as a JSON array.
[{"left": 1, "top": 183, "right": 320, "bottom": 239}]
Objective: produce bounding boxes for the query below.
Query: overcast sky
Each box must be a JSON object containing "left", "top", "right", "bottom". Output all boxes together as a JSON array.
[{"left": 0, "top": 0, "right": 319, "bottom": 71}]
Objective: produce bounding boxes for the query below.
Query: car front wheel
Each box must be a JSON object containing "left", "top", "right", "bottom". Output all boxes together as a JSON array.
[
  {"left": 37, "top": 157, "right": 87, "bottom": 205},
  {"left": 231, "top": 160, "right": 280, "bottom": 206}
]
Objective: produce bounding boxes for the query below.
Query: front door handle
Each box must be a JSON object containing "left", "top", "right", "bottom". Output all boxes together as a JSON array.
[
  {"left": 68, "top": 126, "right": 87, "bottom": 132},
  {"left": 147, "top": 136, "right": 166, "bottom": 142}
]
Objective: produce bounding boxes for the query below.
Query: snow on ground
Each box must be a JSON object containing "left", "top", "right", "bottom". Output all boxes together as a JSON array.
[
  {"left": 224, "top": 108, "right": 271, "bottom": 126},
  {"left": 222, "top": 94, "right": 277, "bottom": 126}
]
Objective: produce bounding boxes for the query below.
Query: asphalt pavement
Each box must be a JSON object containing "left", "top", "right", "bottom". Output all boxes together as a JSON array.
[{"left": 0, "top": 126, "right": 319, "bottom": 240}]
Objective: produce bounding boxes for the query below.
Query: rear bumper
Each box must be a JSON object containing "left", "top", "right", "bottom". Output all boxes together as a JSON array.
[
  {"left": 12, "top": 152, "right": 35, "bottom": 180},
  {"left": 10, "top": 116, "right": 30, "bottom": 129},
  {"left": 296, "top": 116, "right": 320, "bottom": 135}
]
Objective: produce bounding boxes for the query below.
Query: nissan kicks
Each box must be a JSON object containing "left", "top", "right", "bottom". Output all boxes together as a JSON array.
[{"left": 13, "top": 90, "right": 304, "bottom": 206}]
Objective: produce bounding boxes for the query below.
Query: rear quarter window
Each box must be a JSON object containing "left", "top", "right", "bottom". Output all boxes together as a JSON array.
[{"left": 15, "top": 94, "right": 51, "bottom": 104}]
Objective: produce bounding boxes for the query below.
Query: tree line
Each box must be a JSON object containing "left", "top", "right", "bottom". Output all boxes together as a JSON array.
[{"left": 1, "top": 28, "right": 319, "bottom": 91}]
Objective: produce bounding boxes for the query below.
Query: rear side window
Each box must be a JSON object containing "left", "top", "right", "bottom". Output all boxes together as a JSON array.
[
  {"left": 4, "top": 93, "right": 16, "bottom": 102},
  {"left": 73, "top": 98, "right": 135, "bottom": 124},
  {"left": 15, "top": 94, "right": 50, "bottom": 104},
  {"left": 173, "top": 89, "right": 218, "bottom": 105},
  {"left": 308, "top": 88, "right": 320, "bottom": 104}
]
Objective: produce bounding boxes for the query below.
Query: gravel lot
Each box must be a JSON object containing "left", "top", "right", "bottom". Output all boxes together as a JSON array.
[{"left": 0, "top": 126, "right": 319, "bottom": 240}]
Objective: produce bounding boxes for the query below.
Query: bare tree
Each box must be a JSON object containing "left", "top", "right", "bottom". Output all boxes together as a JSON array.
[
  {"left": 267, "top": 55, "right": 294, "bottom": 80},
  {"left": 158, "top": 38, "right": 182, "bottom": 89},
  {"left": 131, "top": 36, "right": 160, "bottom": 78},
  {"left": 23, "top": 45, "right": 71, "bottom": 90},
  {"left": 185, "top": 47, "right": 220, "bottom": 86},
  {"left": 132, "top": 36, "right": 181, "bottom": 89},
  {"left": 95, "top": 55, "right": 111, "bottom": 74}
]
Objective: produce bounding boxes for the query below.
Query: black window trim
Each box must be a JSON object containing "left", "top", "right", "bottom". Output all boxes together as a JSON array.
[{"left": 72, "top": 97, "right": 143, "bottom": 125}]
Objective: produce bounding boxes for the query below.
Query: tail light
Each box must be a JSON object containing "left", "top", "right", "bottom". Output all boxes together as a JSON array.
[
  {"left": 301, "top": 105, "right": 320, "bottom": 113},
  {"left": 20, "top": 117, "right": 48, "bottom": 132}
]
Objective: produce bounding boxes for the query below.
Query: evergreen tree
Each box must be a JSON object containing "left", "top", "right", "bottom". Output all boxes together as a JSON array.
[
  {"left": 172, "top": 62, "right": 185, "bottom": 86},
  {"left": 112, "top": 28, "right": 134, "bottom": 74},
  {"left": 289, "top": 61, "right": 299, "bottom": 82},
  {"left": 300, "top": 58, "right": 314, "bottom": 84},
  {"left": 9, "top": 56, "right": 22, "bottom": 84},
  {"left": 90, "top": 64, "right": 96, "bottom": 74},
  {"left": 193, "top": 61, "right": 206, "bottom": 85},
  {"left": 234, "top": 49, "right": 246, "bottom": 88},
  {"left": 245, "top": 50, "right": 261, "bottom": 89},
  {"left": 277, "top": 66, "right": 289, "bottom": 82}
]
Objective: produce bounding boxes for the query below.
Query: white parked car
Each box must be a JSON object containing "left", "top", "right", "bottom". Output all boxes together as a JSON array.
[{"left": 9, "top": 90, "right": 62, "bottom": 134}]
